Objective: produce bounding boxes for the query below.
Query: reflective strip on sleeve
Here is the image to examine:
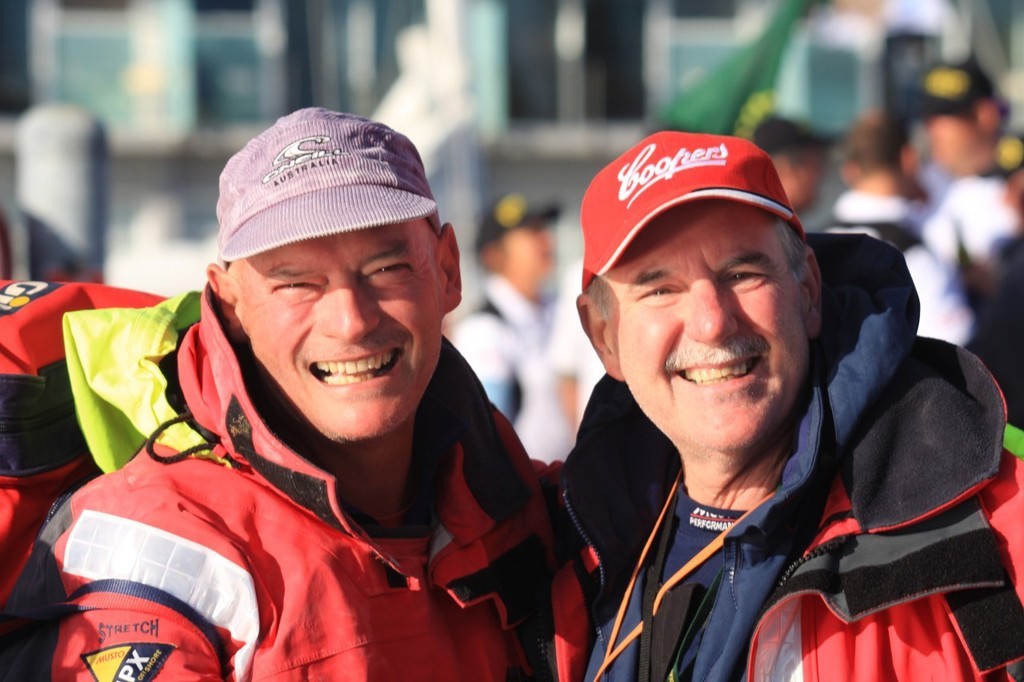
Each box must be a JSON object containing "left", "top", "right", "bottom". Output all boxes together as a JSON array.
[{"left": 63, "top": 510, "right": 259, "bottom": 680}]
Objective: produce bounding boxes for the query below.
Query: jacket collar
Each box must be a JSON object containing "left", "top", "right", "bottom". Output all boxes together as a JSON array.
[
  {"left": 561, "top": 375, "right": 679, "bottom": 597},
  {"left": 839, "top": 338, "right": 1005, "bottom": 531},
  {"left": 809, "top": 234, "right": 1004, "bottom": 530}
]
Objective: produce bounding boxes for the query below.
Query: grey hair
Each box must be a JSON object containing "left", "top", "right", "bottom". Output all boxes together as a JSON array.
[
  {"left": 775, "top": 219, "right": 809, "bottom": 280},
  {"left": 584, "top": 218, "right": 808, "bottom": 320},
  {"left": 584, "top": 274, "right": 614, "bottom": 320}
]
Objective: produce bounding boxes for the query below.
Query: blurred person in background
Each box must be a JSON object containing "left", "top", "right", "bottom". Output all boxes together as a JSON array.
[
  {"left": 914, "top": 57, "right": 1023, "bottom": 311},
  {"left": 829, "top": 109, "right": 974, "bottom": 344},
  {"left": 968, "top": 129, "right": 1024, "bottom": 428},
  {"left": 753, "top": 115, "right": 833, "bottom": 218},
  {"left": 969, "top": 237, "right": 1024, "bottom": 429},
  {"left": 452, "top": 193, "right": 574, "bottom": 463},
  {"left": 548, "top": 256, "right": 607, "bottom": 430}
]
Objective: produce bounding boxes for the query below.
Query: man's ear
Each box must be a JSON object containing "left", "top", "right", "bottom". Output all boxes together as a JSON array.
[
  {"left": 800, "top": 245, "right": 824, "bottom": 340},
  {"left": 577, "top": 292, "right": 625, "bottom": 381},
  {"left": 206, "top": 262, "right": 247, "bottom": 342},
  {"left": 436, "top": 223, "right": 462, "bottom": 313}
]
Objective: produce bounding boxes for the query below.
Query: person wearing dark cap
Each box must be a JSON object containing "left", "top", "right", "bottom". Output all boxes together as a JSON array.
[
  {"left": 452, "top": 193, "right": 574, "bottom": 463},
  {"left": 916, "top": 57, "right": 1005, "bottom": 196},
  {"left": 0, "top": 109, "right": 567, "bottom": 678},
  {"left": 915, "top": 58, "right": 1022, "bottom": 307},
  {"left": 752, "top": 115, "right": 832, "bottom": 215},
  {"left": 540, "top": 130, "right": 1024, "bottom": 680}
]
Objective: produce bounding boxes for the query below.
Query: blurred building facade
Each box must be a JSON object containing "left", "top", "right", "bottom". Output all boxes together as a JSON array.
[{"left": 0, "top": 0, "right": 1022, "bottom": 295}]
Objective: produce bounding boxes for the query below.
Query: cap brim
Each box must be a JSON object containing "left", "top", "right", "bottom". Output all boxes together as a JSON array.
[
  {"left": 220, "top": 186, "right": 438, "bottom": 262},
  {"left": 917, "top": 99, "right": 971, "bottom": 118},
  {"left": 528, "top": 204, "right": 562, "bottom": 223}
]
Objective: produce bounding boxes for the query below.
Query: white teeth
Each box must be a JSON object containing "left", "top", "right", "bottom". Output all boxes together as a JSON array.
[
  {"left": 683, "top": 361, "right": 752, "bottom": 384},
  {"left": 315, "top": 351, "right": 394, "bottom": 385}
]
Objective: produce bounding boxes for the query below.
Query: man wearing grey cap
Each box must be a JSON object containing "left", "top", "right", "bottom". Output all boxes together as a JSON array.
[{"left": 0, "top": 109, "right": 564, "bottom": 679}]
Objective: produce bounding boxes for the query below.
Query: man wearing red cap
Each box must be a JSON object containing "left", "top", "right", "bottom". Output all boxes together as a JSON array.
[{"left": 546, "top": 131, "right": 1024, "bottom": 680}]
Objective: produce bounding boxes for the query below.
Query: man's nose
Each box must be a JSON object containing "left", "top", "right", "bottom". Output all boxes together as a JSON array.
[
  {"left": 684, "top": 281, "right": 737, "bottom": 344},
  {"left": 317, "top": 286, "right": 381, "bottom": 340}
]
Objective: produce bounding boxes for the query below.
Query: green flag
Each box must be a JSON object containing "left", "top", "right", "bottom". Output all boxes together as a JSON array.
[{"left": 658, "top": 0, "right": 815, "bottom": 138}]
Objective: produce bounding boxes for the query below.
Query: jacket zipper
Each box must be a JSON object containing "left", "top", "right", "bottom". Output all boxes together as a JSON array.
[{"left": 562, "top": 481, "right": 609, "bottom": 653}]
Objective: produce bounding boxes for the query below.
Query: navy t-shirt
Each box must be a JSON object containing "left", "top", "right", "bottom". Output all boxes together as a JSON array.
[{"left": 661, "top": 490, "right": 744, "bottom": 587}]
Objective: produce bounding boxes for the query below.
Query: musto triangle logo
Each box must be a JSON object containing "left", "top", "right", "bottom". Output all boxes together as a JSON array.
[{"left": 82, "top": 643, "right": 175, "bottom": 682}]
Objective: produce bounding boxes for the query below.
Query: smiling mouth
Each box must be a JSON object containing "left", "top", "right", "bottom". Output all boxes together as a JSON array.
[
  {"left": 311, "top": 350, "right": 399, "bottom": 385},
  {"left": 682, "top": 358, "right": 757, "bottom": 385}
]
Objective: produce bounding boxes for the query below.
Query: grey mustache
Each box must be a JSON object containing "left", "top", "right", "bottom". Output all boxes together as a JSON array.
[{"left": 664, "top": 336, "right": 770, "bottom": 373}]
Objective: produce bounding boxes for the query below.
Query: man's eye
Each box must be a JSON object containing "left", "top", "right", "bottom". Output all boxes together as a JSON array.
[
  {"left": 371, "top": 263, "right": 411, "bottom": 276},
  {"left": 641, "top": 287, "right": 674, "bottom": 299},
  {"left": 275, "top": 281, "right": 316, "bottom": 294}
]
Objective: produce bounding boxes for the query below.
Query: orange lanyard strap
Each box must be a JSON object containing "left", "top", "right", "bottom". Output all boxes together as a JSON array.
[
  {"left": 593, "top": 483, "right": 754, "bottom": 682},
  {"left": 598, "top": 472, "right": 681, "bottom": 678}
]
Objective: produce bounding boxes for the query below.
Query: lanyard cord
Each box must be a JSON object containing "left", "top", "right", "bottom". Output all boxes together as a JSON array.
[
  {"left": 638, "top": 477, "right": 681, "bottom": 682},
  {"left": 592, "top": 475, "right": 754, "bottom": 681},
  {"left": 596, "top": 472, "right": 681, "bottom": 681}
]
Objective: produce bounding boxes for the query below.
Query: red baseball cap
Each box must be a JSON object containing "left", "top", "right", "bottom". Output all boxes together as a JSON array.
[{"left": 579, "top": 130, "right": 804, "bottom": 291}]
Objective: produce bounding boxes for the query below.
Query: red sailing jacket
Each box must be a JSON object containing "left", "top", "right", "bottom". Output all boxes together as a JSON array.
[
  {"left": 0, "top": 289, "right": 561, "bottom": 681},
  {"left": 748, "top": 435, "right": 1024, "bottom": 680}
]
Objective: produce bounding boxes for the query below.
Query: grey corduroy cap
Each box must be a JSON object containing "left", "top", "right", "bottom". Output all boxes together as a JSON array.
[{"left": 216, "top": 108, "right": 439, "bottom": 262}]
